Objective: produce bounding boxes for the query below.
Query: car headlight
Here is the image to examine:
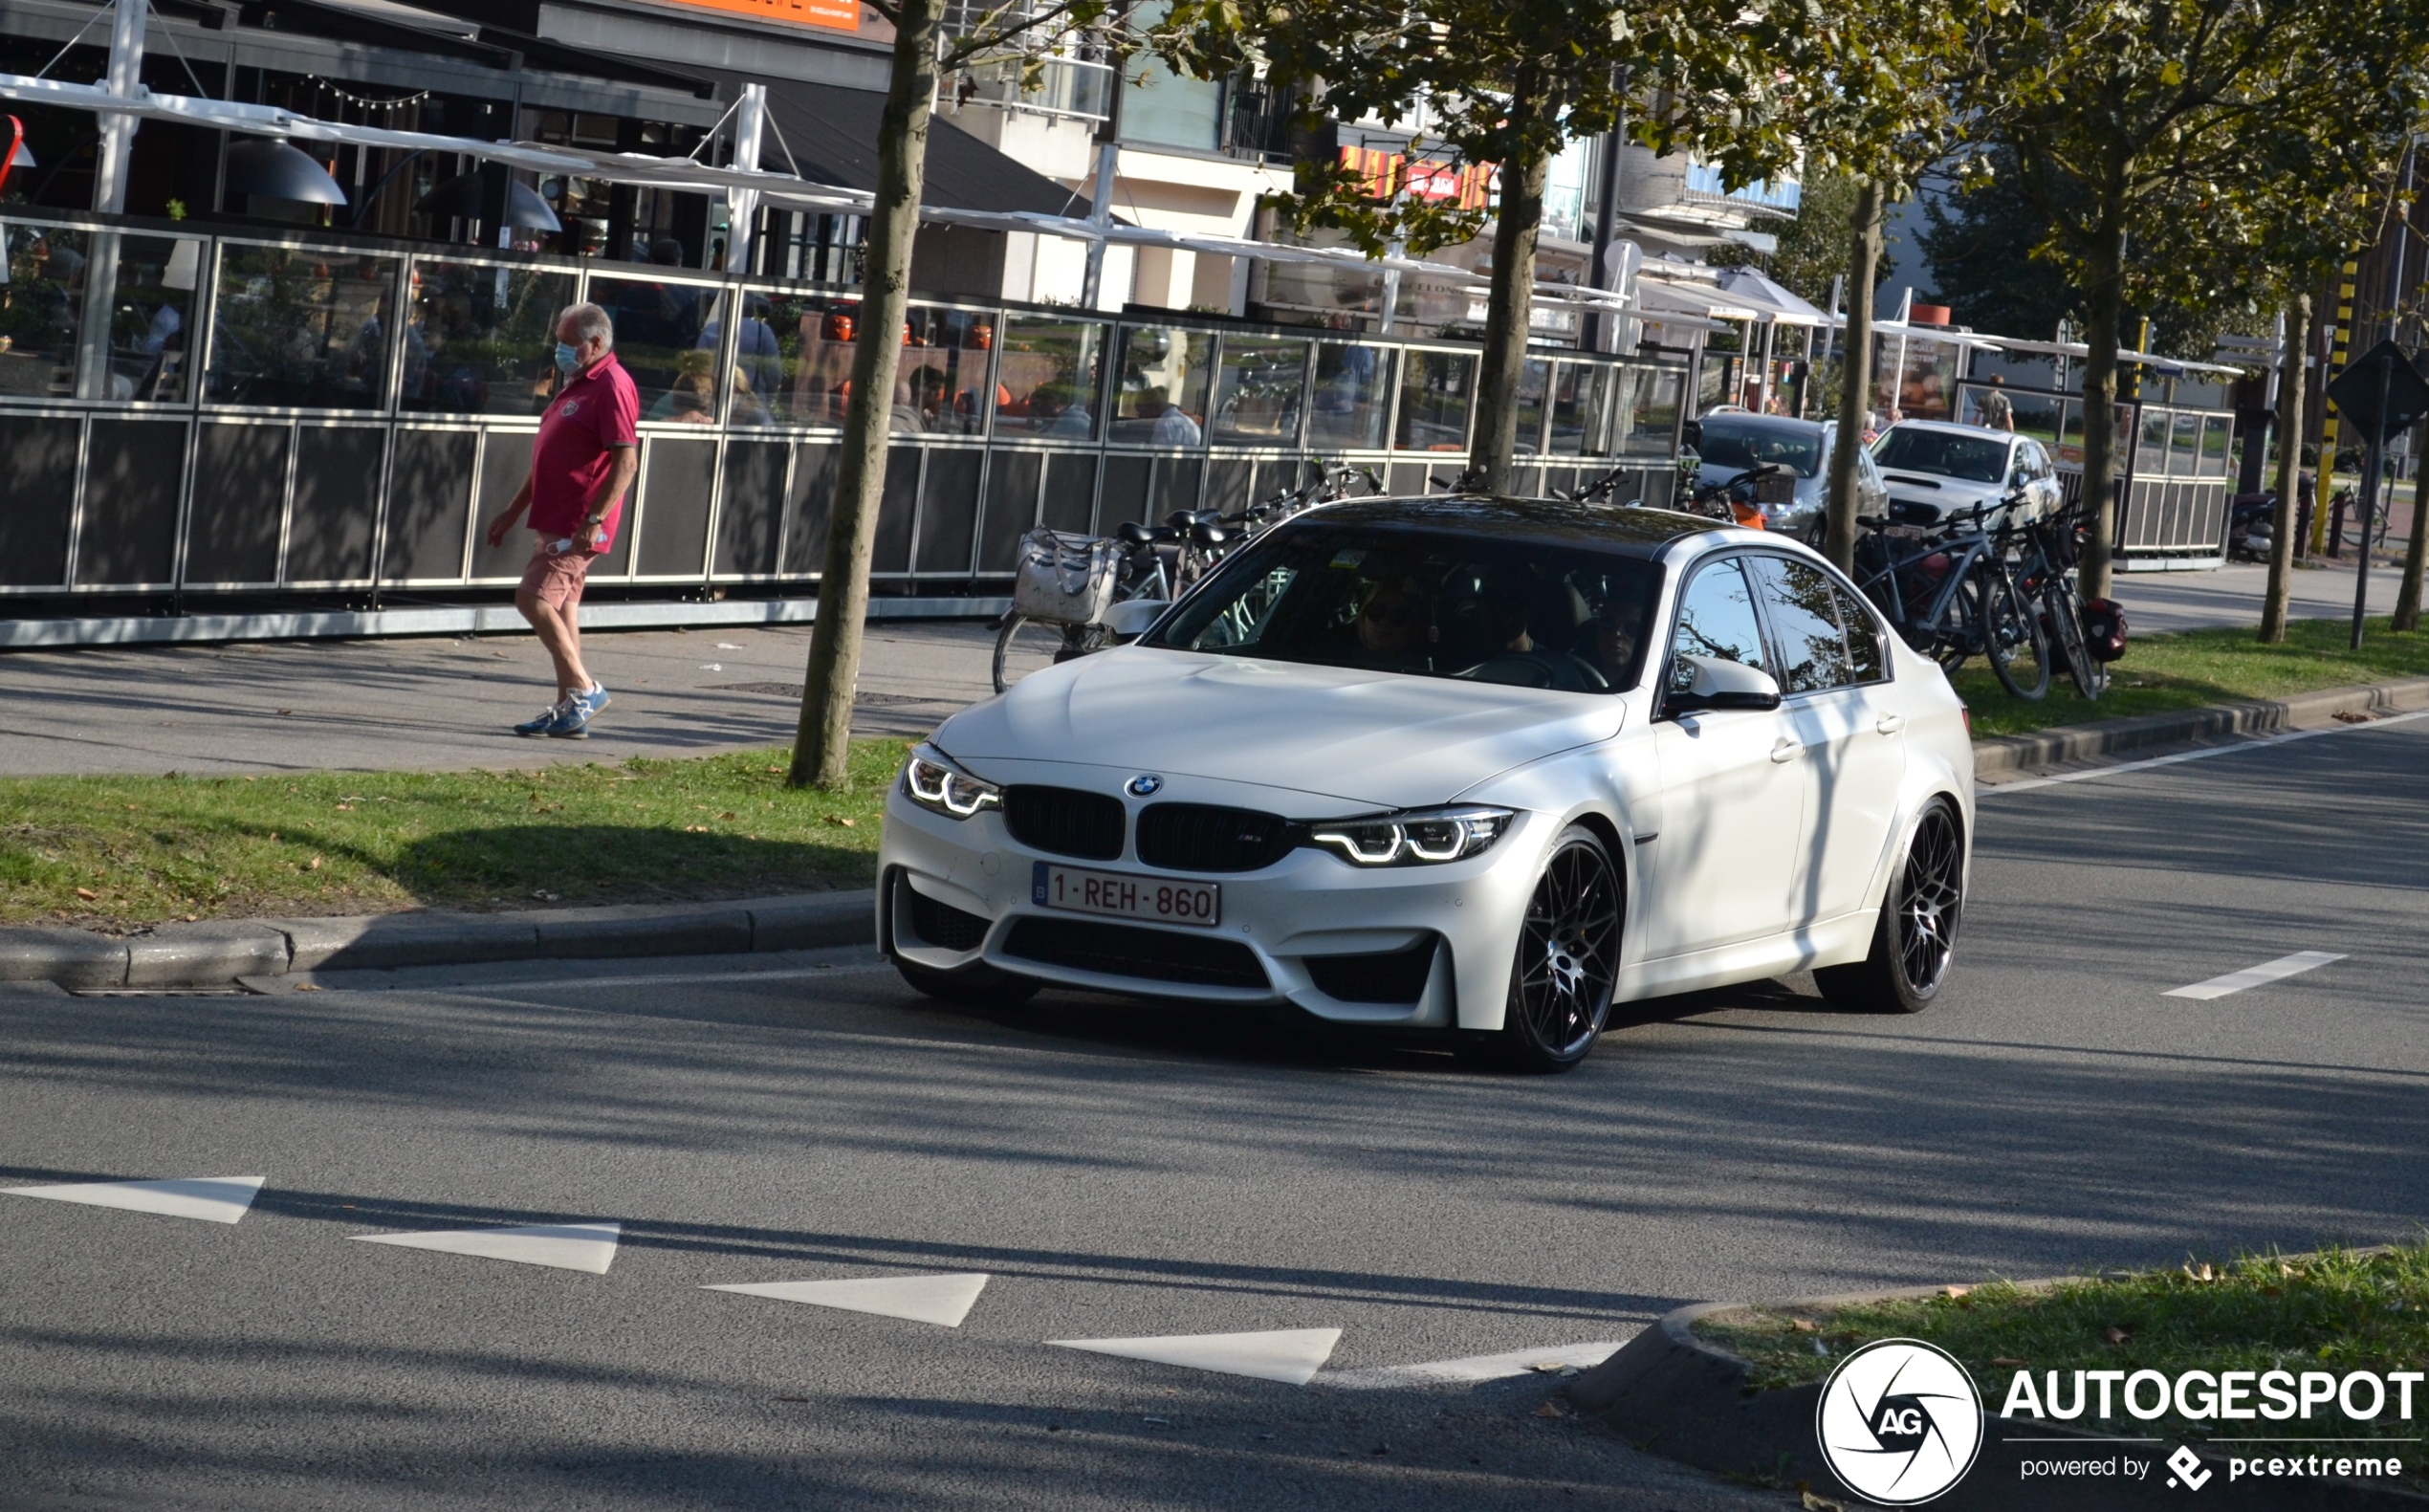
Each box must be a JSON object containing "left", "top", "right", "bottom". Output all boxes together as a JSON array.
[
  {"left": 1308, "top": 806, "right": 1513, "bottom": 866},
  {"left": 901, "top": 744, "right": 1001, "bottom": 819}
]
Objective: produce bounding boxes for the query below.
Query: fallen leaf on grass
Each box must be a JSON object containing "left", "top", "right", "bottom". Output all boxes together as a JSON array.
[
  {"left": 685, "top": 824, "right": 709, "bottom": 833},
  {"left": 1942, "top": 1285, "right": 1971, "bottom": 1300},
  {"left": 825, "top": 816, "right": 856, "bottom": 827},
  {"left": 2104, "top": 1326, "right": 2132, "bottom": 1345},
  {"left": 335, "top": 803, "right": 354, "bottom": 812},
  {"left": 2184, "top": 1262, "right": 2216, "bottom": 1282},
  {"left": 1802, "top": 1491, "right": 1847, "bottom": 1511},
  {"left": 74, "top": 887, "right": 97, "bottom": 901},
  {"left": 305, "top": 857, "right": 321, "bottom": 871},
  {"left": 1791, "top": 1318, "right": 1819, "bottom": 1333},
  {"left": 531, "top": 888, "right": 560, "bottom": 902},
  {"left": 719, "top": 811, "right": 737, "bottom": 821},
  {"left": 765, "top": 764, "right": 783, "bottom": 774}
]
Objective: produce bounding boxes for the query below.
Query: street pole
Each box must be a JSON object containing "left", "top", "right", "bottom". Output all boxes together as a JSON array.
[
  {"left": 2352, "top": 356, "right": 2393, "bottom": 649},
  {"left": 726, "top": 83, "right": 768, "bottom": 275},
  {"left": 1078, "top": 44, "right": 1126, "bottom": 312},
  {"left": 1584, "top": 122, "right": 1622, "bottom": 352},
  {"left": 2313, "top": 260, "right": 2361, "bottom": 555}
]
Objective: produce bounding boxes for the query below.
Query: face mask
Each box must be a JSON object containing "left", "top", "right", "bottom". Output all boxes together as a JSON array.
[{"left": 554, "top": 342, "right": 582, "bottom": 377}]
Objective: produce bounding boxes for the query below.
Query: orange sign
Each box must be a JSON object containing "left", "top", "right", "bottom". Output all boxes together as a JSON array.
[
  {"left": 1338, "top": 146, "right": 1496, "bottom": 210},
  {"left": 658, "top": 0, "right": 860, "bottom": 33}
]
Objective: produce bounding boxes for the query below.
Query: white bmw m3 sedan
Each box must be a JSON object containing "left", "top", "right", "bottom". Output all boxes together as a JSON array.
[{"left": 877, "top": 496, "right": 1975, "bottom": 1071}]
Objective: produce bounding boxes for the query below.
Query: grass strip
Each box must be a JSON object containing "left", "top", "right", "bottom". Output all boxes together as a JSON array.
[
  {"left": 1954, "top": 613, "right": 2429, "bottom": 738},
  {"left": 0, "top": 741, "right": 905, "bottom": 930},
  {"left": 1698, "top": 1242, "right": 2429, "bottom": 1481}
]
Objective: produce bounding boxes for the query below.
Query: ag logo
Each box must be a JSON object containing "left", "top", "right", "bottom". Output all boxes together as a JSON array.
[{"left": 1816, "top": 1339, "right": 1982, "bottom": 1505}]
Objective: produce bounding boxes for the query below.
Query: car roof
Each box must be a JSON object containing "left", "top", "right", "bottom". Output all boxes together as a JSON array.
[
  {"left": 1882, "top": 418, "right": 2018, "bottom": 443},
  {"left": 1301, "top": 495, "right": 1719, "bottom": 556},
  {"left": 1698, "top": 411, "right": 1828, "bottom": 435}
]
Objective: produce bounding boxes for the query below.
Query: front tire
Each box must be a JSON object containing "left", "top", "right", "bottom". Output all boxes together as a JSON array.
[
  {"left": 1473, "top": 825, "right": 1621, "bottom": 1072},
  {"left": 895, "top": 958, "right": 1040, "bottom": 1008},
  {"left": 1815, "top": 799, "right": 1964, "bottom": 1014}
]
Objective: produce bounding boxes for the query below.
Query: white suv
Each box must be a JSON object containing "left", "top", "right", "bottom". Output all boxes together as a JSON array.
[{"left": 1870, "top": 420, "right": 2065, "bottom": 531}]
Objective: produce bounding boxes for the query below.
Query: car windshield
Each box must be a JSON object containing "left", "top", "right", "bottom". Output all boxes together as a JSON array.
[
  {"left": 1145, "top": 522, "right": 1665, "bottom": 692},
  {"left": 1695, "top": 417, "right": 1824, "bottom": 477},
  {"left": 1873, "top": 427, "right": 2009, "bottom": 483}
]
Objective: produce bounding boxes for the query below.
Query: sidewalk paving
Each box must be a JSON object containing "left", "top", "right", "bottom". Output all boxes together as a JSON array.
[
  {"left": 0, "top": 559, "right": 2417, "bottom": 778},
  {"left": 0, "top": 620, "right": 997, "bottom": 777}
]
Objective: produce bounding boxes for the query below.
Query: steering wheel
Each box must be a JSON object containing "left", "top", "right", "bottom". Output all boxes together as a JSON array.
[{"left": 1455, "top": 649, "right": 1610, "bottom": 692}]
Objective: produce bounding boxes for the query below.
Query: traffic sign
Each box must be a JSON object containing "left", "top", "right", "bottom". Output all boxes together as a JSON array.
[{"left": 2323, "top": 340, "right": 2429, "bottom": 443}]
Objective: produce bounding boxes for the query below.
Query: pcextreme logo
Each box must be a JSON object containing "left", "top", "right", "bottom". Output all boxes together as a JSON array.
[{"left": 1816, "top": 1339, "right": 1984, "bottom": 1504}]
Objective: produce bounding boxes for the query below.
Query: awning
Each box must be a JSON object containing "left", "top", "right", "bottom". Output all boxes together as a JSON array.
[{"left": 1711, "top": 265, "right": 1827, "bottom": 327}]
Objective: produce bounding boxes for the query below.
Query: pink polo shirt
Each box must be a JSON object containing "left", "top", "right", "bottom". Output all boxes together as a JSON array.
[{"left": 530, "top": 353, "right": 640, "bottom": 549}]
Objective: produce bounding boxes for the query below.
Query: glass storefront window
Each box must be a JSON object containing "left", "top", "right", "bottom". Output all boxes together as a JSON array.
[
  {"left": 400, "top": 259, "right": 575, "bottom": 417},
  {"left": 86, "top": 233, "right": 201, "bottom": 403},
  {"left": 0, "top": 223, "right": 85, "bottom": 399},
  {"left": 2200, "top": 414, "right": 2233, "bottom": 477},
  {"left": 1306, "top": 341, "right": 1392, "bottom": 450},
  {"left": 2169, "top": 410, "right": 2202, "bottom": 476},
  {"left": 587, "top": 272, "right": 727, "bottom": 424},
  {"left": 206, "top": 246, "right": 403, "bottom": 410},
  {"left": 1547, "top": 362, "right": 1616, "bottom": 457},
  {"left": 1211, "top": 336, "right": 1307, "bottom": 447},
  {"left": 1513, "top": 358, "right": 1550, "bottom": 455},
  {"left": 995, "top": 315, "right": 1107, "bottom": 441},
  {"left": 1112, "top": 325, "right": 1214, "bottom": 446},
  {"left": 1625, "top": 367, "right": 1683, "bottom": 455},
  {"left": 896, "top": 305, "right": 997, "bottom": 436},
  {"left": 2134, "top": 406, "right": 2171, "bottom": 475},
  {"left": 1395, "top": 349, "right": 1474, "bottom": 451}
]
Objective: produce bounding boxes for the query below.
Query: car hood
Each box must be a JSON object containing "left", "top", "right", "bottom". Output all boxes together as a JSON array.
[
  {"left": 1879, "top": 471, "right": 2003, "bottom": 506},
  {"left": 937, "top": 646, "right": 1625, "bottom": 810}
]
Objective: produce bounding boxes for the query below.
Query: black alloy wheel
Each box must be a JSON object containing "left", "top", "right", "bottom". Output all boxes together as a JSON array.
[
  {"left": 1480, "top": 825, "right": 1622, "bottom": 1072},
  {"left": 1816, "top": 798, "right": 1964, "bottom": 1014}
]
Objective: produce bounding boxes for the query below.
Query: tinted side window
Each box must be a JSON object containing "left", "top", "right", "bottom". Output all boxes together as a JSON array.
[
  {"left": 1749, "top": 556, "right": 1850, "bottom": 692},
  {"left": 1835, "top": 582, "right": 1887, "bottom": 682},
  {"left": 1669, "top": 557, "right": 1767, "bottom": 694}
]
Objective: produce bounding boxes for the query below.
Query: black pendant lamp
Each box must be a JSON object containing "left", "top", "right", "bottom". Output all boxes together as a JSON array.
[
  {"left": 415, "top": 171, "right": 563, "bottom": 232},
  {"left": 225, "top": 138, "right": 348, "bottom": 206}
]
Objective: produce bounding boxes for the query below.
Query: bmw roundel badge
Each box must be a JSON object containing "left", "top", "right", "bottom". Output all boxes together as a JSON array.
[{"left": 1127, "top": 774, "right": 1164, "bottom": 797}]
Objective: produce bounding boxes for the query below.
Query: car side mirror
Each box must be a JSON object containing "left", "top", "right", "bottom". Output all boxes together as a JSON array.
[
  {"left": 1104, "top": 598, "right": 1167, "bottom": 640},
  {"left": 1664, "top": 653, "right": 1783, "bottom": 716}
]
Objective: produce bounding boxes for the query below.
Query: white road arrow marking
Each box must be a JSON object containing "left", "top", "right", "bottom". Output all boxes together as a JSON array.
[
  {"left": 1319, "top": 1340, "right": 1629, "bottom": 1389},
  {"left": 2164, "top": 951, "right": 2347, "bottom": 1000},
  {"left": 1, "top": 1175, "right": 265, "bottom": 1225},
  {"left": 1049, "top": 1327, "right": 1343, "bottom": 1386},
  {"left": 704, "top": 1272, "right": 989, "bottom": 1327},
  {"left": 351, "top": 1221, "right": 621, "bottom": 1274}
]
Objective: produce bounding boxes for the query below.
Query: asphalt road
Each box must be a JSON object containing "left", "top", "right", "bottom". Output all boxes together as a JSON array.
[{"left": 1, "top": 716, "right": 2424, "bottom": 1510}]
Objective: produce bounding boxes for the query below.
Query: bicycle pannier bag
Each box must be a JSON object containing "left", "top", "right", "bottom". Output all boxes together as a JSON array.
[{"left": 1013, "top": 528, "right": 1121, "bottom": 625}]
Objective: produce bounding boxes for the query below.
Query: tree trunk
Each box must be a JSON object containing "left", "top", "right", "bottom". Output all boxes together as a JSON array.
[
  {"left": 2260, "top": 292, "right": 2310, "bottom": 643},
  {"left": 790, "top": 0, "right": 944, "bottom": 789},
  {"left": 2396, "top": 416, "right": 2429, "bottom": 630},
  {"left": 1468, "top": 87, "right": 1550, "bottom": 493},
  {"left": 1825, "top": 178, "right": 1886, "bottom": 575},
  {"left": 2076, "top": 222, "right": 2129, "bottom": 602}
]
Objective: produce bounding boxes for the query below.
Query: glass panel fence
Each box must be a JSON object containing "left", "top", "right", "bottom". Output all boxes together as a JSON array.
[
  {"left": 2169, "top": 409, "right": 2202, "bottom": 476},
  {"left": 1548, "top": 361, "right": 1614, "bottom": 457},
  {"left": 1514, "top": 358, "right": 1549, "bottom": 455},
  {"left": 1111, "top": 324, "right": 1214, "bottom": 445},
  {"left": 2199, "top": 413, "right": 2233, "bottom": 477},
  {"left": 1210, "top": 335, "right": 1307, "bottom": 447},
  {"left": 87, "top": 232, "right": 203, "bottom": 403},
  {"left": 994, "top": 314, "right": 1107, "bottom": 441},
  {"left": 1306, "top": 341, "right": 1392, "bottom": 450},
  {"left": 1395, "top": 349, "right": 1474, "bottom": 451},
  {"left": 1625, "top": 365, "right": 1682, "bottom": 455},
  {"left": 2134, "top": 405, "right": 2171, "bottom": 475},
  {"left": 0, "top": 222, "right": 86, "bottom": 399},
  {"left": 895, "top": 305, "right": 996, "bottom": 436},
  {"left": 207, "top": 245, "right": 404, "bottom": 410},
  {"left": 587, "top": 271, "right": 727, "bottom": 423},
  {"left": 749, "top": 290, "right": 857, "bottom": 428},
  {"left": 403, "top": 258, "right": 575, "bottom": 417}
]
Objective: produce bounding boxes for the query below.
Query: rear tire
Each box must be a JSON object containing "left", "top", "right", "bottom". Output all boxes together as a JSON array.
[
  {"left": 1815, "top": 799, "right": 1964, "bottom": 1015},
  {"left": 1981, "top": 567, "right": 2050, "bottom": 700},
  {"left": 1471, "top": 825, "right": 1621, "bottom": 1072},
  {"left": 895, "top": 958, "right": 1040, "bottom": 1008},
  {"left": 2041, "top": 577, "right": 2102, "bottom": 701}
]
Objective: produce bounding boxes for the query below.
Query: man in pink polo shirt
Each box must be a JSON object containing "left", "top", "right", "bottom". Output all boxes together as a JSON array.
[{"left": 485, "top": 303, "right": 640, "bottom": 737}]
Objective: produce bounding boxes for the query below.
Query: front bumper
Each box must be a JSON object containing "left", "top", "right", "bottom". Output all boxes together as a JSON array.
[{"left": 876, "top": 782, "right": 1545, "bottom": 1029}]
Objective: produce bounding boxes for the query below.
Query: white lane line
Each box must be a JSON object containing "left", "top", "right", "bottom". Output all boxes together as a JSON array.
[
  {"left": 1, "top": 1175, "right": 265, "bottom": 1225},
  {"left": 1983, "top": 708, "right": 2429, "bottom": 796},
  {"left": 351, "top": 1220, "right": 621, "bottom": 1274},
  {"left": 705, "top": 1272, "right": 990, "bottom": 1327},
  {"left": 1319, "top": 1339, "right": 1629, "bottom": 1390},
  {"left": 2164, "top": 952, "right": 2348, "bottom": 1000},
  {"left": 1050, "top": 1327, "right": 1344, "bottom": 1386}
]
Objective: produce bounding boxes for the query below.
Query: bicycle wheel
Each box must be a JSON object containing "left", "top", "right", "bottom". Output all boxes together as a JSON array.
[
  {"left": 1980, "top": 565, "right": 2050, "bottom": 700},
  {"left": 992, "top": 617, "right": 1105, "bottom": 694},
  {"left": 2039, "top": 575, "right": 2103, "bottom": 700}
]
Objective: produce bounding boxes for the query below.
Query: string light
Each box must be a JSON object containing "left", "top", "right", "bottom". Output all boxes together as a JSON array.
[{"left": 300, "top": 77, "right": 431, "bottom": 114}]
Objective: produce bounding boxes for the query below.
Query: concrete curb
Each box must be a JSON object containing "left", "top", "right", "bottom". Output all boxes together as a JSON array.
[
  {"left": 1973, "top": 675, "right": 2429, "bottom": 776},
  {"left": 0, "top": 890, "right": 875, "bottom": 990},
  {"left": 1565, "top": 1295, "right": 2427, "bottom": 1510}
]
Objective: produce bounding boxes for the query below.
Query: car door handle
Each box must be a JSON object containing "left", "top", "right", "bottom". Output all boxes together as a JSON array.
[
  {"left": 1876, "top": 714, "right": 1906, "bottom": 734},
  {"left": 1770, "top": 737, "right": 1802, "bottom": 763}
]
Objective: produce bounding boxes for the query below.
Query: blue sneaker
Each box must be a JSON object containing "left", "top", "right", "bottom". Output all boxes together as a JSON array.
[
  {"left": 514, "top": 699, "right": 569, "bottom": 737},
  {"left": 568, "top": 683, "right": 611, "bottom": 723},
  {"left": 539, "top": 701, "right": 591, "bottom": 739}
]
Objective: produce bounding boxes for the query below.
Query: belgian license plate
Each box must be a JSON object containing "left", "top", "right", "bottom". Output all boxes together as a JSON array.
[{"left": 1034, "top": 863, "right": 1220, "bottom": 928}]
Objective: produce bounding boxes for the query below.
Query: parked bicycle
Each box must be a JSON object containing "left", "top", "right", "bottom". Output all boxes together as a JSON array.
[
  {"left": 990, "top": 463, "right": 1381, "bottom": 693},
  {"left": 2008, "top": 500, "right": 2107, "bottom": 700},
  {"left": 1851, "top": 498, "right": 2051, "bottom": 700}
]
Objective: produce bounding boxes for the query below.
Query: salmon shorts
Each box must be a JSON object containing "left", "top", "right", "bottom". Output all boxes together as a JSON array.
[{"left": 519, "top": 537, "right": 600, "bottom": 612}]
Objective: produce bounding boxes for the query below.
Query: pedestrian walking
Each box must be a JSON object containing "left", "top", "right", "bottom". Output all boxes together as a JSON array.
[
  {"left": 1979, "top": 373, "right": 2015, "bottom": 431},
  {"left": 484, "top": 303, "right": 640, "bottom": 737}
]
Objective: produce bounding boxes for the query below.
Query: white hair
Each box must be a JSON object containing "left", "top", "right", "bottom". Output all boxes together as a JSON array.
[{"left": 560, "top": 302, "right": 614, "bottom": 347}]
